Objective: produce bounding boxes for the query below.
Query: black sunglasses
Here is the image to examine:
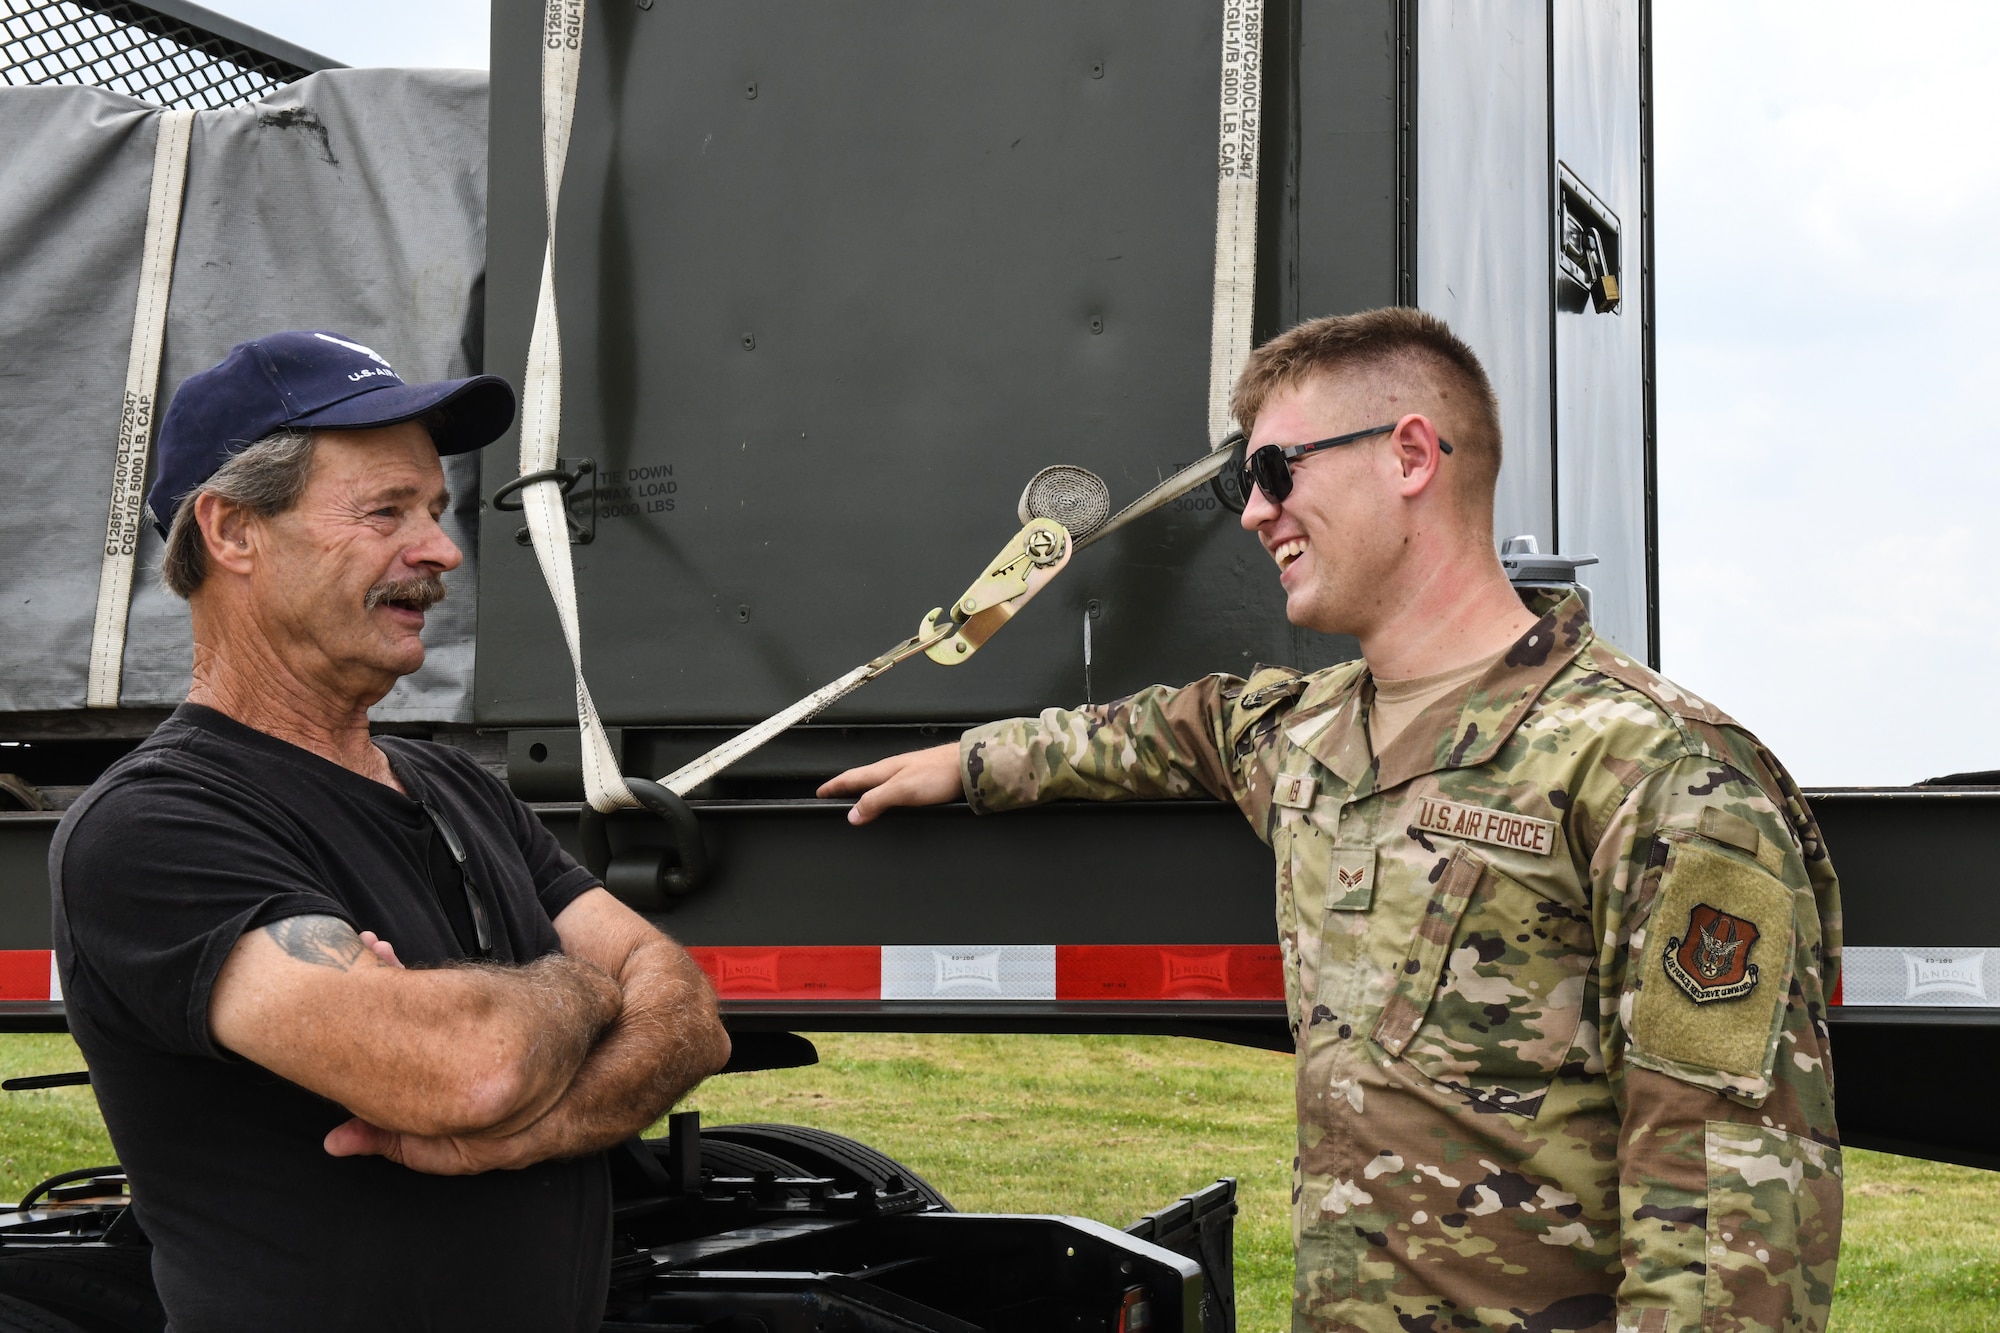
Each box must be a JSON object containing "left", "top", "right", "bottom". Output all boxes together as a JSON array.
[{"left": 1236, "top": 423, "right": 1452, "bottom": 504}]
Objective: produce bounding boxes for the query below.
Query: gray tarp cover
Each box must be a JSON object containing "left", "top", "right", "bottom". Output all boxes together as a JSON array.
[{"left": 0, "top": 69, "right": 489, "bottom": 720}]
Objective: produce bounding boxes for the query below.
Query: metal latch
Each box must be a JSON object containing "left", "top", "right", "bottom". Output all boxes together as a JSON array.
[
  {"left": 492, "top": 457, "right": 596, "bottom": 545},
  {"left": 920, "top": 516, "right": 1073, "bottom": 664},
  {"left": 1557, "top": 164, "right": 1621, "bottom": 314}
]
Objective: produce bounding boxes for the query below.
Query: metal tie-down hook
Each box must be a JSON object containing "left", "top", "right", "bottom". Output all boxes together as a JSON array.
[
  {"left": 581, "top": 466, "right": 1116, "bottom": 905},
  {"left": 587, "top": 438, "right": 1249, "bottom": 904}
]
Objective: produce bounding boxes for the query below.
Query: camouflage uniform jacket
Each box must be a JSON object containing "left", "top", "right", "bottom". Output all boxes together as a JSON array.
[{"left": 960, "top": 592, "right": 1841, "bottom": 1333}]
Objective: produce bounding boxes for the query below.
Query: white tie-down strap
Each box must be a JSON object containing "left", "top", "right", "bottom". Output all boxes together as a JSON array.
[
  {"left": 1021, "top": 2, "right": 1268, "bottom": 555},
  {"left": 1206, "top": 0, "right": 1264, "bottom": 447},
  {"left": 1075, "top": 439, "right": 1238, "bottom": 552},
  {"left": 519, "top": 0, "right": 637, "bottom": 812},
  {"left": 86, "top": 107, "right": 195, "bottom": 709},
  {"left": 518, "top": 2, "right": 1261, "bottom": 803},
  {"left": 660, "top": 662, "right": 876, "bottom": 797}
]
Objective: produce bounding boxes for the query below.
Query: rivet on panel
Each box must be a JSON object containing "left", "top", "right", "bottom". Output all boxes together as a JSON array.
[
  {"left": 1090, "top": 61, "right": 1104, "bottom": 79},
  {"left": 737, "top": 605, "right": 752, "bottom": 622},
  {"left": 744, "top": 81, "right": 758, "bottom": 99},
  {"left": 1089, "top": 316, "right": 1104, "bottom": 335},
  {"left": 635, "top": 0, "right": 652, "bottom": 8},
  {"left": 741, "top": 332, "right": 756, "bottom": 350}
]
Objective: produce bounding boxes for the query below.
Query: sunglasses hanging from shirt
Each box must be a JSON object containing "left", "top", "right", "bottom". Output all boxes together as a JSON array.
[{"left": 420, "top": 802, "right": 493, "bottom": 959}]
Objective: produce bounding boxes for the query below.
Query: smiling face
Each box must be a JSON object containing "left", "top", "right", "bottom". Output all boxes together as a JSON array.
[
  {"left": 1238, "top": 374, "right": 1425, "bottom": 638},
  {"left": 239, "top": 423, "right": 461, "bottom": 701}
]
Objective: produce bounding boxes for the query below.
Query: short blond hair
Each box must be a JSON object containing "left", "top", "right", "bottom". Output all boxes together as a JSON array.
[{"left": 1231, "top": 308, "right": 1502, "bottom": 499}]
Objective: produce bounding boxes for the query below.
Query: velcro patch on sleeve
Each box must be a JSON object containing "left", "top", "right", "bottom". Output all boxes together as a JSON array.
[
  {"left": 1631, "top": 838, "right": 1795, "bottom": 1096},
  {"left": 1696, "top": 806, "right": 1760, "bottom": 858},
  {"left": 1696, "top": 804, "right": 1791, "bottom": 876}
]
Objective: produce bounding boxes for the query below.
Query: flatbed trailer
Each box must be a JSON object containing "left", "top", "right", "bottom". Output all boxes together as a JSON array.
[
  {"left": 5, "top": 783, "right": 1997, "bottom": 1175},
  {"left": 2, "top": 1, "right": 1995, "bottom": 1329}
]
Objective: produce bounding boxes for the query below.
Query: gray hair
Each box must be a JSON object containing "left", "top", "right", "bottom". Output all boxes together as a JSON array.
[{"left": 159, "top": 429, "right": 319, "bottom": 598}]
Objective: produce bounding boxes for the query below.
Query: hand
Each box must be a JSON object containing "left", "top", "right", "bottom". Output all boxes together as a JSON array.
[
  {"left": 324, "top": 1115, "right": 539, "bottom": 1176},
  {"left": 315, "top": 934, "right": 536, "bottom": 1174},
  {"left": 357, "top": 931, "right": 403, "bottom": 968},
  {"left": 817, "top": 743, "right": 963, "bottom": 825}
]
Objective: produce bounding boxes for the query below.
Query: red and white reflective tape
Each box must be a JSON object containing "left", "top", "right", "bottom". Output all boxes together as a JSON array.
[
  {"left": 0, "top": 951, "right": 60, "bottom": 1003},
  {"left": 12, "top": 945, "right": 1980, "bottom": 1010},
  {"left": 1833, "top": 947, "right": 1999, "bottom": 1008},
  {"left": 685, "top": 945, "right": 1283, "bottom": 1003},
  {"left": 0, "top": 945, "right": 1281, "bottom": 1007}
]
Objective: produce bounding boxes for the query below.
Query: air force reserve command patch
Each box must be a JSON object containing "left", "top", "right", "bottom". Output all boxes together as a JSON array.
[
  {"left": 1412, "top": 796, "right": 1558, "bottom": 856},
  {"left": 1664, "top": 903, "right": 1761, "bottom": 1003},
  {"left": 1630, "top": 831, "right": 1797, "bottom": 1099}
]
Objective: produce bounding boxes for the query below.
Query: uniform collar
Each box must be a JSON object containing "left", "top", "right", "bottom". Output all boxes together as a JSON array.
[{"left": 1281, "top": 590, "right": 1594, "bottom": 797}]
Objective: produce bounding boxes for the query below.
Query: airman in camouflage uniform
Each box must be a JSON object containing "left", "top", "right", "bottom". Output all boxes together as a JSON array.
[
  {"left": 826, "top": 308, "right": 1841, "bottom": 1331},
  {"left": 959, "top": 588, "right": 1841, "bottom": 1332}
]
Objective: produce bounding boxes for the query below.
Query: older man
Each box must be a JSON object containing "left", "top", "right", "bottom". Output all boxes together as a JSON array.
[
  {"left": 825, "top": 309, "right": 1843, "bottom": 1333},
  {"left": 50, "top": 331, "right": 729, "bottom": 1332}
]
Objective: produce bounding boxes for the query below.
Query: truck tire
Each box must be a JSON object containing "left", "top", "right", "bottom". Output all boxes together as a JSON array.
[
  {"left": 0, "top": 1250, "right": 164, "bottom": 1333},
  {"left": 701, "top": 1124, "right": 953, "bottom": 1212},
  {"left": 696, "top": 1137, "right": 811, "bottom": 1181},
  {"left": 0, "top": 1293, "right": 90, "bottom": 1333}
]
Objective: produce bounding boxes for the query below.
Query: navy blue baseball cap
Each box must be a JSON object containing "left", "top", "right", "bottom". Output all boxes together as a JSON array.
[{"left": 145, "top": 330, "right": 517, "bottom": 537}]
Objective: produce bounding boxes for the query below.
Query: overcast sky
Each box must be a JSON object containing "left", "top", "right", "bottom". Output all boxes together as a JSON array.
[
  {"left": 204, "top": 0, "right": 1996, "bottom": 785},
  {"left": 1650, "top": 3, "right": 2000, "bottom": 785}
]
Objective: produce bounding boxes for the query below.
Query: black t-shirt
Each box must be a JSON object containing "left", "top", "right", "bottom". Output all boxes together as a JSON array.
[{"left": 50, "top": 705, "right": 611, "bottom": 1333}]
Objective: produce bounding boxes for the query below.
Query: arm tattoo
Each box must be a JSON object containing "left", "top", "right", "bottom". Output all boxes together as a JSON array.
[{"left": 265, "top": 915, "right": 366, "bottom": 970}]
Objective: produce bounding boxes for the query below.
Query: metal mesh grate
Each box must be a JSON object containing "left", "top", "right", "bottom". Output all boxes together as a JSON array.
[{"left": 1, "top": 0, "right": 313, "bottom": 110}]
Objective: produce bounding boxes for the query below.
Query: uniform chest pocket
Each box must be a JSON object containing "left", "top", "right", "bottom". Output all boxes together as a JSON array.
[
  {"left": 1274, "top": 814, "right": 1373, "bottom": 1036},
  {"left": 1372, "top": 846, "right": 1594, "bottom": 1115}
]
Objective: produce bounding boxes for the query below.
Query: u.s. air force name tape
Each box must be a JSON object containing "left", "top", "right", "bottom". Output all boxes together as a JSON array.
[
  {"left": 1412, "top": 797, "right": 1559, "bottom": 857},
  {"left": 87, "top": 107, "right": 195, "bottom": 709}
]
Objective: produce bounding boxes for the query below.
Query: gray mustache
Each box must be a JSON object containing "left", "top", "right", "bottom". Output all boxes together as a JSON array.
[{"left": 364, "top": 574, "right": 447, "bottom": 612}]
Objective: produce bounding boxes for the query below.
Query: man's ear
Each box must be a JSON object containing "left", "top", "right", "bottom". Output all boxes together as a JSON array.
[
  {"left": 1389, "top": 413, "right": 1446, "bottom": 499},
  {"left": 195, "top": 492, "right": 257, "bottom": 578}
]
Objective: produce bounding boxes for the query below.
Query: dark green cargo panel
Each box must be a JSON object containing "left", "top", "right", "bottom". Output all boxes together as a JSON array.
[{"left": 477, "top": 0, "right": 1383, "bottom": 728}]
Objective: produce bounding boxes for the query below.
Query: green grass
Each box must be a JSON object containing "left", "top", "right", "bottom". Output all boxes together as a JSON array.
[
  {"left": 0, "top": 1034, "right": 116, "bottom": 1200},
  {"left": 2, "top": 1032, "right": 1996, "bottom": 1330},
  {"left": 1832, "top": 1150, "right": 2000, "bottom": 1332}
]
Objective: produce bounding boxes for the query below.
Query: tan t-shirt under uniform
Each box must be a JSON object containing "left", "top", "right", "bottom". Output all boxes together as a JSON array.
[{"left": 1367, "top": 650, "right": 1503, "bottom": 755}]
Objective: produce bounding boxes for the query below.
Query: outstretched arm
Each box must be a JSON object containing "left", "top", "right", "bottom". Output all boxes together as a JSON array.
[
  {"left": 325, "top": 888, "right": 730, "bottom": 1174},
  {"left": 817, "top": 742, "right": 962, "bottom": 824},
  {"left": 825, "top": 674, "right": 1296, "bottom": 828},
  {"left": 210, "top": 914, "right": 623, "bottom": 1140}
]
